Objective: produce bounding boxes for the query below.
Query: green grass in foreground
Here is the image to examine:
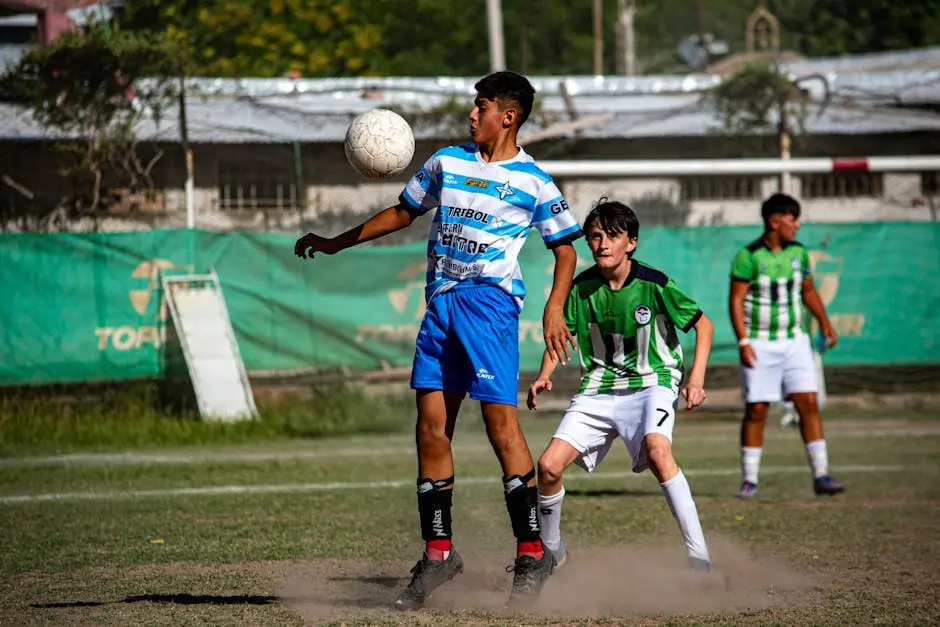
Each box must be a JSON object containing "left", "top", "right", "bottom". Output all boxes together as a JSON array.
[{"left": 0, "top": 412, "right": 937, "bottom": 625}]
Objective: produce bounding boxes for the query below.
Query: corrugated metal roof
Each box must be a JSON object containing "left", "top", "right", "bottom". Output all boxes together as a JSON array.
[
  {"left": 4, "top": 96, "right": 937, "bottom": 144},
  {"left": 2, "top": 46, "right": 940, "bottom": 144}
]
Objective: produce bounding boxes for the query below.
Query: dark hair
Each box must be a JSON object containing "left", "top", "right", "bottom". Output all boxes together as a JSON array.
[
  {"left": 761, "top": 193, "right": 801, "bottom": 228},
  {"left": 474, "top": 71, "right": 535, "bottom": 126},
  {"left": 583, "top": 197, "right": 639, "bottom": 240}
]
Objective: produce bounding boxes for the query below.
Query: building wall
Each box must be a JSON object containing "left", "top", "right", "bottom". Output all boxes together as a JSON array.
[{"left": 2, "top": 135, "right": 938, "bottom": 232}]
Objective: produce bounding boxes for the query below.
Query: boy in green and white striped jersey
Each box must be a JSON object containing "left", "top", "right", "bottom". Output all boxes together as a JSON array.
[
  {"left": 729, "top": 193, "right": 845, "bottom": 499},
  {"left": 527, "top": 199, "right": 715, "bottom": 572}
]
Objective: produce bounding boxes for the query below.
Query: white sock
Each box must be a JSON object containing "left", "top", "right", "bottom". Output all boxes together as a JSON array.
[
  {"left": 661, "top": 470, "right": 710, "bottom": 562},
  {"left": 741, "top": 446, "right": 762, "bottom": 484},
  {"left": 806, "top": 439, "right": 829, "bottom": 478},
  {"left": 537, "top": 488, "right": 565, "bottom": 551}
]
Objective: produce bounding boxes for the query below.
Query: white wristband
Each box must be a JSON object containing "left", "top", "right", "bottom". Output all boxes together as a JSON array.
[{"left": 738, "top": 338, "right": 751, "bottom": 347}]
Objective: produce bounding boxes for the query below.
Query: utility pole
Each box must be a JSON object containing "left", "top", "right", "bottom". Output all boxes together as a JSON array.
[
  {"left": 518, "top": 15, "right": 527, "bottom": 74},
  {"left": 695, "top": 0, "right": 711, "bottom": 68},
  {"left": 486, "top": 0, "right": 506, "bottom": 73},
  {"left": 177, "top": 53, "right": 194, "bottom": 230},
  {"left": 778, "top": 94, "right": 791, "bottom": 194},
  {"left": 616, "top": 0, "right": 636, "bottom": 75},
  {"left": 592, "top": 0, "right": 604, "bottom": 75}
]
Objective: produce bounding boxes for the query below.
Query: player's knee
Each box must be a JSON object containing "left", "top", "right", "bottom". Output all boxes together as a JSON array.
[
  {"left": 416, "top": 417, "right": 451, "bottom": 454},
  {"left": 486, "top": 421, "right": 522, "bottom": 456},
  {"left": 790, "top": 392, "right": 818, "bottom": 414},
  {"left": 644, "top": 435, "right": 674, "bottom": 472},
  {"left": 537, "top": 455, "right": 564, "bottom": 486},
  {"left": 744, "top": 403, "right": 770, "bottom": 423}
]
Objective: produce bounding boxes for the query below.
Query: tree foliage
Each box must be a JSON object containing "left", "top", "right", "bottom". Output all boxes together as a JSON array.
[
  {"left": 0, "top": 22, "right": 178, "bottom": 228},
  {"left": 116, "top": 0, "right": 940, "bottom": 79},
  {"left": 121, "top": 0, "right": 383, "bottom": 77},
  {"left": 770, "top": 0, "right": 940, "bottom": 57},
  {"left": 710, "top": 59, "right": 808, "bottom": 136}
]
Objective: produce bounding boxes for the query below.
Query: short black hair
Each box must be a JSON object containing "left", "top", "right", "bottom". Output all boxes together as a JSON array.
[
  {"left": 761, "top": 193, "right": 801, "bottom": 227},
  {"left": 583, "top": 197, "right": 639, "bottom": 240},
  {"left": 474, "top": 71, "right": 535, "bottom": 126}
]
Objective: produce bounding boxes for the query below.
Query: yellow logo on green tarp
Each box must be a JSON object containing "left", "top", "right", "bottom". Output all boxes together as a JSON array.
[
  {"left": 808, "top": 250, "right": 864, "bottom": 337},
  {"left": 95, "top": 259, "right": 177, "bottom": 351}
]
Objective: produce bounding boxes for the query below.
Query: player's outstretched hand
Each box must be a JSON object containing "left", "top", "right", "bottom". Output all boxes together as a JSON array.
[
  {"left": 527, "top": 378, "right": 552, "bottom": 411},
  {"left": 682, "top": 385, "right": 707, "bottom": 411},
  {"left": 543, "top": 308, "right": 576, "bottom": 365},
  {"left": 294, "top": 232, "right": 336, "bottom": 259},
  {"left": 739, "top": 343, "right": 757, "bottom": 368}
]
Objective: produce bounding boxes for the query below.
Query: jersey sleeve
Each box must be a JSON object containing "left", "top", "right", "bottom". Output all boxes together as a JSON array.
[
  {"left": 659, "top": 279, "right": 703, "bottom": 333},
  {"left": 399, "top": 152, "right": 442, "bottom": 215},
  {"left": 800, "top": 247, "right": 813, "bottom": 280},
  {"left": 730, "top": 248, "right": 755, "bottom": 282},
  {"left": 530, "top": 180, "right": 583, "bottom": 248}
]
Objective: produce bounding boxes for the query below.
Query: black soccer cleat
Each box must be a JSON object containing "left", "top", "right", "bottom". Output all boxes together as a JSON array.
[
  {"left": 393, "top": 549, "right": 464, "bottom": 611},
  {"left": 813, "top": 475, "right": 846, "bottom": 496},
  {"left": 506, "top": 551, "right": 555, "bottom": 609}
]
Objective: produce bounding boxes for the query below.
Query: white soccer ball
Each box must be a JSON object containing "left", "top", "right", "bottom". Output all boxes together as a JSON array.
[{"left": 343, "top": 109, "right": 416, "bottom": 180}]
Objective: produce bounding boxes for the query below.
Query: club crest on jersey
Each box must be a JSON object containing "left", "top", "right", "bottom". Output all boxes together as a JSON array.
[
  {"left": 495, "top": 181, "right": 514, "bottom": 200},
  {"left": 791, "top": 257, "right": 802, "bottom": 270},
  {"left": 634, "top": 305, "right": 652, "bottom": 325}
]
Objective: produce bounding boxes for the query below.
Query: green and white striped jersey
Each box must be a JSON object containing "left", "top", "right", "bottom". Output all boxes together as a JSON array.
[
  {"left": 730, "top": 238, "right": 812, "bottom": 341},
  {"left": 564, "top": 262, "right": 703, "bottom": 395}
]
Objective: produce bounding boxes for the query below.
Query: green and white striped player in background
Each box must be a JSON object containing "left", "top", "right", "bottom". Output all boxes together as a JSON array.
[
  {"left": 528, "top": 198, "right": 715, "bottom": 573},
  {"left": 729, "top": 193, "right": 845, "bottom": 498}
]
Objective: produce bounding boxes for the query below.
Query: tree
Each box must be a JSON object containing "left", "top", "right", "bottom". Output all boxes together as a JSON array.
[
  {"left": 709, "top": 59, "right": 828, "bottom": 187},
  {"left": 120, "top": 0, "right": 383, "bottom": 78},
  {"left": 770, "top": 0, "right": 940, "bottom": 57},
  {"left": 0, "top": 22, "right": 178, "bottom": 229}
]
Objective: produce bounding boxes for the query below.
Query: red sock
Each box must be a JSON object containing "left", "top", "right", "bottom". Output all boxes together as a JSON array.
[
  {"left": 517, "top": 540, "right": 544, "bottom": 560},
  {"left": 425, "top": 539, "right": 452, "bottom": 560}
]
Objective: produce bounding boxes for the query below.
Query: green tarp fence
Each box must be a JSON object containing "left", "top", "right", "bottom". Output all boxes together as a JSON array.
[{"left": 1, "top": 223, "right": 937, "bottom": 386}]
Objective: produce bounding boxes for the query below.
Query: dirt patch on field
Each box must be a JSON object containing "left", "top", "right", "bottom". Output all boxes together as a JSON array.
[{"left": 280, "top": 536, "right": 818, "bottom": 624}]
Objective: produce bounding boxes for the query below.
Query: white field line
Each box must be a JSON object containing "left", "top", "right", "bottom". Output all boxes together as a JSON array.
[
  {"left": 0, "top": 464, "right": 924, "bottom": 505},
  {"left": 2, "top": 425, "right": 939, "bottom": 469}
]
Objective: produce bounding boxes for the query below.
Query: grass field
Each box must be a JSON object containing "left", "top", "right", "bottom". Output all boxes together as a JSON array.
[{"left": 1, "top": 403, "right": 938, "bottom": 626}]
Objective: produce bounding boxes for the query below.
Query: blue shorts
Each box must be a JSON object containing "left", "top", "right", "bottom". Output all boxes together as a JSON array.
[{"left": 411, "top": 284, "right": 520, "bottom": 406}]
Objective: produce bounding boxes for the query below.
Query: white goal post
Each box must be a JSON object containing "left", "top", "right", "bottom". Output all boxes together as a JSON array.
[{"left": 538, "top": 156, "right": 940, "bottom": 177}]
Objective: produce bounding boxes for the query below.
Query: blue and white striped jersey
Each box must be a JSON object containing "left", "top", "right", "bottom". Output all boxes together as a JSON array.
[{"left": 399, "top": 144, "right": 583, "bottom": 310}]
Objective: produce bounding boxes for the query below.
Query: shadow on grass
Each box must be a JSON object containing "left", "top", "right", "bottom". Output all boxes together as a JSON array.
[
  {"left": 566, "top": 488, "right": 662, "bottom": 498},
  {"left": 33, "top": 594, "right": 278, "bottom": 609},
  {"left": 328, "top": 575, "right": 402, "bottom": 588},
  {"left": 566, "top": 488, "right": 729, "bottom": 498}
]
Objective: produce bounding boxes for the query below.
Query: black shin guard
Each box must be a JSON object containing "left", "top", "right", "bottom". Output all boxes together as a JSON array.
[
  {"left": 503, "top": 469, "right": 540, "bottom": 542},
  {"left": 417, "top": 476, "right": 454, "bottom": 541}
]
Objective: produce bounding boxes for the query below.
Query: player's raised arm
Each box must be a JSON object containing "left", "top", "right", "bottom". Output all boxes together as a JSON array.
[
  {"left": 294, "top": 201, "right": 418, "bottom": 259},
  {"left": 295, "top": 150, "right": 443, "bottom": 259}
]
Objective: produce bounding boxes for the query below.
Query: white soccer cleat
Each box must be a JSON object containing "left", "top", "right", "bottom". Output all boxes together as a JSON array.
[
  {"left": 780, "top": 410, "right": 799, "bottom": 428},
  {"left": 549, "top": 539, "right": 568, "bottom": 570}
]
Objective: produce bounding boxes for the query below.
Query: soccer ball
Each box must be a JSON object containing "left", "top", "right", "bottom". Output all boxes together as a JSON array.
[{"left": 343, "top": 109, "right": 415, "bottom": 180}]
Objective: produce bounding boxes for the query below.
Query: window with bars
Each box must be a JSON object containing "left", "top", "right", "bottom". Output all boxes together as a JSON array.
[
  {"left": 799, "top": 172, "right": 883, "bottom": 198},
  {"left": 679, "top": 176, "right": 762, "bottom": 201},
  {"left": 218, "top": 161, "right": 298, "bottom": 210}
]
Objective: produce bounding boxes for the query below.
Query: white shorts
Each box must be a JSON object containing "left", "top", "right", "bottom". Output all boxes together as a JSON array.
[
  {"left": 552, "top": 386, "right": 677, "bottom": 474},
  {"left": 741, "top": 334, "right": 818, "bottom": 404}
]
